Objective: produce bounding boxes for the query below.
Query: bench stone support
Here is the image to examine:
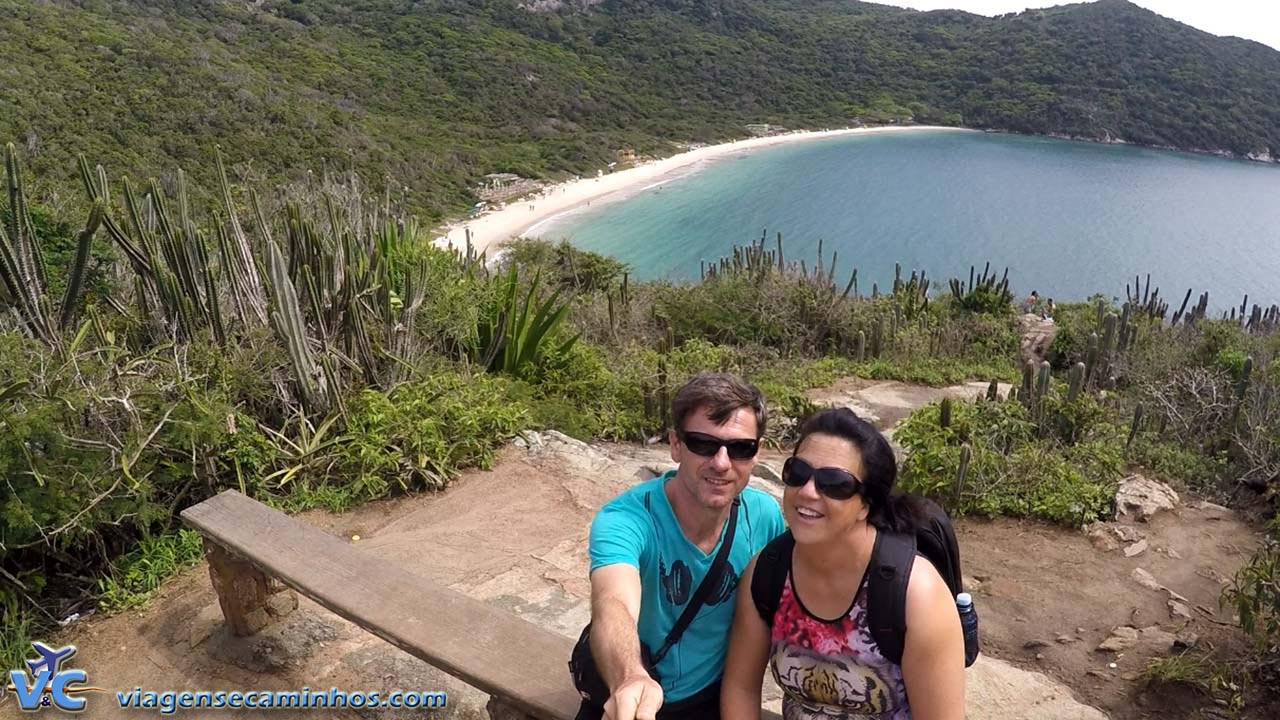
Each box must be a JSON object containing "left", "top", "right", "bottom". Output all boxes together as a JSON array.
[
  {"left": 487, "top": 696, "right": 541, "bottom": 720},
  {"left": 204, "top": 539, "right": 297, "bottom": 636}
]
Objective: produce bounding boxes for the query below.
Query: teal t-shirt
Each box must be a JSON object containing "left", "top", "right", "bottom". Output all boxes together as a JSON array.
[{"left": 589, "top": 472, "right": 786, "bottom": 700}]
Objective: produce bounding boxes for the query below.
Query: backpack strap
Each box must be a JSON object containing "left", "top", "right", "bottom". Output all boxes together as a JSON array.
[
  {"left": 866, "top": 530, "right": 917, "bottom": 666},
  {"left": 749, "top": 530, "right": 795, "bottom": 626}
]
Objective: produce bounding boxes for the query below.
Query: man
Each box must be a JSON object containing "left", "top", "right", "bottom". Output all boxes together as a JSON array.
[{"left": 583, "top": 372, "right": 785, "bottom": 720}]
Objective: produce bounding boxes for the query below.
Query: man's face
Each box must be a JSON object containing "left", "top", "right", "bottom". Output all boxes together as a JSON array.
[{"left": 668, "top": 405, "right": 760, "bottom": 512}]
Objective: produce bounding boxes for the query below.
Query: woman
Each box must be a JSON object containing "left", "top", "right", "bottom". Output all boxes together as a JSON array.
[{"left": 721, "top": 408, "right": 965, "bottom": 720}]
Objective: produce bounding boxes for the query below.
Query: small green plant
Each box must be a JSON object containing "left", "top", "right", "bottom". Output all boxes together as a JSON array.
[
  {"left": 98, "top": 530, "right": 205, "bottom": 613},
  {"left": 1225, "top": 517, "right": 1280, "bottom": 655},
  {"left": 1141, "top": 651, "right": 1217, "bottom": 693},
  {"left": 478, "top": 266, "right": 580, "bottom": 379},
  {"left": 340, "top": 371, "right": 529, "bottom": 496}
]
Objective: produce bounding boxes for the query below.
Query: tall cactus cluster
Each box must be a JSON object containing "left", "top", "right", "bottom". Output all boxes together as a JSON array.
[
  {"left": 947, "top": 262, "right": 1012, "bottom": 308},
  {"left": 702, "top": 230, "right": 856, "bottom": 299},
  {"left": 1125, "top": 273, "right": 1169, "bottom": 321},
  {"left": 2, "top": 143, "right": 449, "bottom": 415},
  {"left": 0, "top": 143, "right": 105, "bottom": 349},
  {"left": 892, "top": 263, "right": 930, "bottom": 320}
]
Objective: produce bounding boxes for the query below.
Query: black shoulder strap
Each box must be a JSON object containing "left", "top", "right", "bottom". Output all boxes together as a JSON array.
[
  {"left": 866, "top": 530, "right": 916, "bottom": 666},
  {"left": 749, "top": 530, "right": 794, "bottom": 627},
  {"left": 650, "top": 495, "right": 740, "bottom": 665}
]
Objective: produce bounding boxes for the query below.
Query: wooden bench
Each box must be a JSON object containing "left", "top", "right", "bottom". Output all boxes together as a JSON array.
[
  {"left": 183, "top": 489, "right": 782, "bottom": 720},
  {"left": 181, "top": 490, "right": 581, "bottom": 720}
]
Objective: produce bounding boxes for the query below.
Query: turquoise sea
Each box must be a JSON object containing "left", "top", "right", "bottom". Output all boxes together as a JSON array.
[{"left": 535, "top": 130, "right": 1280, "bottom": 309}]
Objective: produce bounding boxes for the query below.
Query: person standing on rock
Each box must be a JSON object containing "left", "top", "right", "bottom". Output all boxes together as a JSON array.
[
  {"left": 721, "top": 408, "right": 966, "bottom": 720},
  {"left": 571, "top": 372, "right": 786, "bottom": 720}
]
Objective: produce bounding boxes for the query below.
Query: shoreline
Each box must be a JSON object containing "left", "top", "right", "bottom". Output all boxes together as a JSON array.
[{"left": 433, "top": 125, "right": 969, "bottom": 255}]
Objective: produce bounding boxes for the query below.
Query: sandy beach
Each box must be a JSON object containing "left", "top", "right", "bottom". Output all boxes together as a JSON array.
[{"left": 434, "top": 125, "right": 964, "bottom": 255}]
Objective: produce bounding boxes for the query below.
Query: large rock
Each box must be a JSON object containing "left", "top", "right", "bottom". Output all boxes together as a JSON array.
[
  {"left": 965, "top": 655, "right": 1108, "bottom": 720},
  {"left": 1115, "top": 475, "right": 1179, "bottom": 521}
]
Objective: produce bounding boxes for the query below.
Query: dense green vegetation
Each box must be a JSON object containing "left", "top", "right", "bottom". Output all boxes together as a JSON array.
[
  {"left": 0, "top": 141, "right": 1023, "bottom": 667},
  {"left": 2, "top": 135, "right": 1278, "bottom": 707},
  {"left": 3, "top": 0, "right": 1278, "bottom": 221}
]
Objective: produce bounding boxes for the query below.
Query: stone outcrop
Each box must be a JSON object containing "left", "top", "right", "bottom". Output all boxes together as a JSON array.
[{"left": 1114, "top": 474, "right": 1179, "bottom": 521}]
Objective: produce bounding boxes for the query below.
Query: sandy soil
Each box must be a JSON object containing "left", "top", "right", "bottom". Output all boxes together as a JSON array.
[{"left": 433, "top": 126, "right": 969, "bottom": 255}]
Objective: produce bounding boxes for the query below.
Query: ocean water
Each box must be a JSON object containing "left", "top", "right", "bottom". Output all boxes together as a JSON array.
[{"left": 535, "top": 130, "right": 1280, "bottom": 309}]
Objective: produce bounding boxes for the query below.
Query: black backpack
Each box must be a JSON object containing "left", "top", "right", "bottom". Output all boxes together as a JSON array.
[{"left": 750, "top": 496, "right": 977, "bottom": 667}]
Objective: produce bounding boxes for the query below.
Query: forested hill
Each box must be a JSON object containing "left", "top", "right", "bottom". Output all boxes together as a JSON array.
[{"left": 3, "top": 0, "right": 1278, "bottom": 217}]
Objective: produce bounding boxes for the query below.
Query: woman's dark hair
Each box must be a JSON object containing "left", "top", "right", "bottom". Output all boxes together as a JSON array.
[{"left": 794, "top": 407, "right": 926, "bottom": 533}]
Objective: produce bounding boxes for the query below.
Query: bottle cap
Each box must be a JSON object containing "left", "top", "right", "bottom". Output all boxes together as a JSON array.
[{"left": 956, "top": 592, "right": 973, "bottom": 607}]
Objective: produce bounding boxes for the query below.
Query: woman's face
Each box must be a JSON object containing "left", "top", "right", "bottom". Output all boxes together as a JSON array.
[{"left": 783, "top": 432, "right": 871, "bottom": 544}]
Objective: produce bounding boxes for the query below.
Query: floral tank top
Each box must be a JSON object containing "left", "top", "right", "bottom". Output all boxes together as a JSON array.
[{"left": 770, "top": 571, "right": 910, "bottom": 720}]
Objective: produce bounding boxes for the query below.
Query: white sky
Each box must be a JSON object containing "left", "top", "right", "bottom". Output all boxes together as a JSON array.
[{"left": 882, "top": 1, "right": 1280, "bottom": 52}]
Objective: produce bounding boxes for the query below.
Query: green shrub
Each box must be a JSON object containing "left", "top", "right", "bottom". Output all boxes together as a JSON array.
[
  {"left": 1225, "top": 517, "right": 1280, "bottom": 655},
  {"left": 1128, "top": 439, "right": 1228, "bottom": 494},
  {"left": 1045, "top": 302, "right": 1099, "bottom": 370},
  {"left": 501, "top": 239, "right": 627, "bottom": 293},
  {"left": 98, "top": 530, "right": 205, "bottom": 613},
  {"left": 1214, "top": 348, "right": 1250, "bottom": 382},
  {"left": 896, "top": 398, "right": 1120, "bottom": 525},
  {"left": 339, "top": 372, "right": 529, "bottom": 496},
  {"left": 1197, "top": 320, "right": 1248, "bottom": 365}
]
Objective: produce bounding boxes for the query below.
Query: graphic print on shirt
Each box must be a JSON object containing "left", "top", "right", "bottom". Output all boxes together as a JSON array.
[
  {"left": 770, "top": 575, "right": 909, "bottom": 720},
  {"left": 658, "top": 556, "right": 741, "bottom": 607},
  {"left": 660, "top": 557, "right": 692, "bottom": 606}
]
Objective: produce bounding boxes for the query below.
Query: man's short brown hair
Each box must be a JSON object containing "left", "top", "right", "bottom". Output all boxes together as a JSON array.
[{"left": 671, "top": 372, "right": 767, "bottom": 439}]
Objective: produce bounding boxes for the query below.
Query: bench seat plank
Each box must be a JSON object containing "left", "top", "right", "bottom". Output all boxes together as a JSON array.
[{"left": 181, "top": 490, "right": 582, "bottom": 720}]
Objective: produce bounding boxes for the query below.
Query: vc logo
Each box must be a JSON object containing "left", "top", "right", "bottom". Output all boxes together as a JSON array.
[{"left": 4, "top": 642, "right": 100, "bottom": 712}]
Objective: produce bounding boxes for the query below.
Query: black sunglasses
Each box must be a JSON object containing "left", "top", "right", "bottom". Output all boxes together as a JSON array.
[
  {"left": 678, "top": 430, "right": 760, "bottom": 460},
  {"left": 782, "top": 456, "right": 862, "bottom": 500}
]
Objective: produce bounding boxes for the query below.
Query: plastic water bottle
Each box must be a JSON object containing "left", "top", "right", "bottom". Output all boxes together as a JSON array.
[{"left": 956, "top": 592, "right": 980, "bottom": 666}]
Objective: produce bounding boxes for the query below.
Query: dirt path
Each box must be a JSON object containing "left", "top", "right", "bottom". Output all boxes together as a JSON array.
[{"left": 17, "top": 375, "right": 1267, "bottom": 720}]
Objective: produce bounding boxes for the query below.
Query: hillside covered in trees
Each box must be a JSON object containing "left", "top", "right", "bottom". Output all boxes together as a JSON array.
[{"left": 4, "top": 0, "right": 1279, "bottom": 216}]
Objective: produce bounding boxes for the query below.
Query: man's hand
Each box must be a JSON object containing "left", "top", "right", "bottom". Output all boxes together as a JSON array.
[{"left": 603, "top": 673, "right": 664, "bottom": 720}]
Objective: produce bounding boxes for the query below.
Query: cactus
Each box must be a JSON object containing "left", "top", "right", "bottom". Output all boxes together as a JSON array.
[
  {"left": 658, "top": 355, "right": 670, "bottom": 430},
  {"left": 607, "top": 292, "right": 617, "bottom": 341},
  {"left": 1084, "top": 332, "right": 1100, "bottom": 388},
  {"left": 1027, "top": 360, "right": 1051, "bottom": 426},
  {"left": 1067, "top": 361, "right": 1086, "bottom": 403},
  {"left": 266, "top": 238, "right": 329, "bottom": 413},
  {"left": 1171, "top": 287, "right": 1192, "bottom": 326},
  {"left": 0, "top": 144, "right": 110, "bottom": 347},
  {"left": 1116, "top": 302, "right": 1134, "bottom": 356},
  {"left": 855, "top": 330, "right": 866, "bottom": 362},
  {"left": 1100, "top": 314, "right": 1118, "bottom": 376},
  {"left": 1232, "top": 356, "right": 1254, "bottom": 423},
  {"left": 1020, "top": 363, "right": 1034, "bottom": 407},
  {"left": 939, "top": 398, "right": 952, "bottom": 428},
  {"left": 1095, "top": 298, "right": 1105, "bottom": 327},
  {"left": 1127, "top": 402, "right": 1144, "bottom": 448},
  {"left": 954, "top": 444, "right": 971, "bottom": 501}
]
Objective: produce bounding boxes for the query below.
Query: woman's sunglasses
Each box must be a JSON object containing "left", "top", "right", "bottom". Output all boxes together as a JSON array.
[
  {"left": 782, "top": 456, "right": 862, "bottom": 500},
  {"left": 678, "top": 430, "right": 760, "bottom": 460}
]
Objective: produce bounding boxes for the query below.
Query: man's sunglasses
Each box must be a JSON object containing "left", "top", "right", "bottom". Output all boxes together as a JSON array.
[
  {"left": 782, "top": 456, "right": 863, "bottom": 500},
  {"left": 678, "top": 431, "right": 760, "bottom": 460}
]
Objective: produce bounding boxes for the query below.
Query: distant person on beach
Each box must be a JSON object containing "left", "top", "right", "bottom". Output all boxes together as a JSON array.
[
  {"left": 571, "top": 373, "right": 785, "bottom": 720},
  {"left": 721, "top": 408, "right": 966, "bottom": 720}
]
